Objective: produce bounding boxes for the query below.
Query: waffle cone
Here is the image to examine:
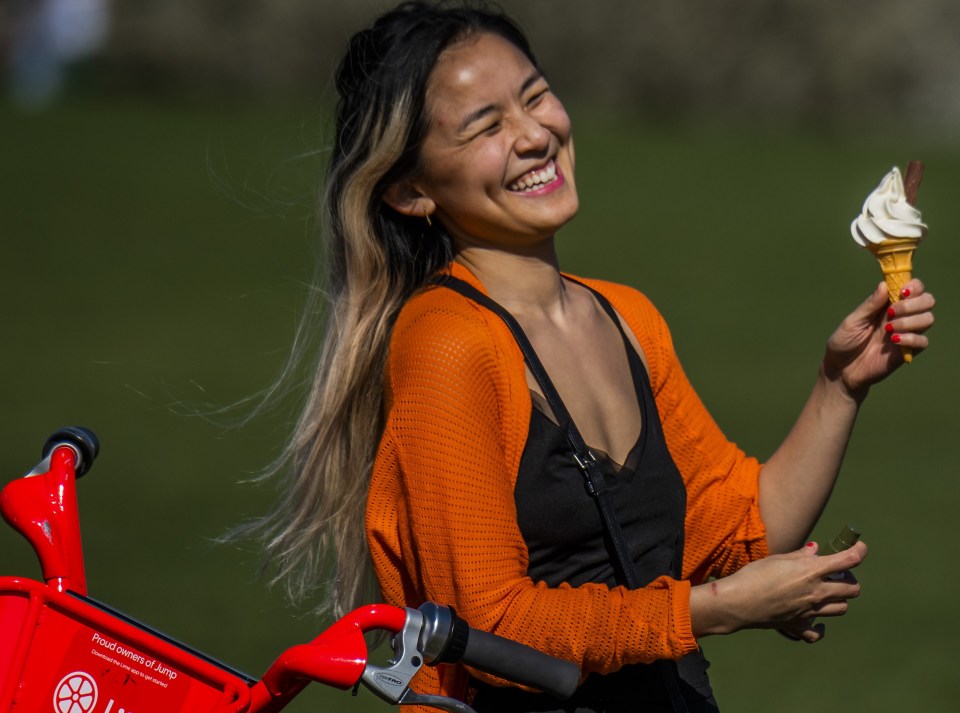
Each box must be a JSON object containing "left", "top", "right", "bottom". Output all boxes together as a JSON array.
[{"left": 868, "top": 238, "right": 919, "bottom": 362}]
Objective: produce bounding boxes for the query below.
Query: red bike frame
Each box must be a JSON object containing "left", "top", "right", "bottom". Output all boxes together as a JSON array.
[{"left": 0, "top": 430, "right": 578, "bottom": 713}]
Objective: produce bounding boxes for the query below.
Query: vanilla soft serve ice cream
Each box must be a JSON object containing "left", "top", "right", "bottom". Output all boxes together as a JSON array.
[
  {"left": 850, "top": 166, "right": 927, "bottom": 246},
  {"left": 850, "top": 164, "right": 928, "bottom": 362}
]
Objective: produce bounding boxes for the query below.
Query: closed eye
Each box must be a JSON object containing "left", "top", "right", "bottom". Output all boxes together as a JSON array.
[
  {"left": 466, "top": 119, "right": 501, "bottom": 141},
  {"left": 521, "top": 70, "right": 550, "bottom": 106},
  {"left": 525, "top": 87, "right": 549, "bottom": 108}
]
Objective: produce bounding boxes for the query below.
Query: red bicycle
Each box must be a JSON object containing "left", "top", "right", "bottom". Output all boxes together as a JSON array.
[{"left": 0, "top": 428, "right": 578, "bottom": 713}]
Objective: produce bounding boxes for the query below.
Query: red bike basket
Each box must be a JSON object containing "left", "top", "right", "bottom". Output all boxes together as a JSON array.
[{"left": 0, "top": 577, "right": 255, "bottom": 713}]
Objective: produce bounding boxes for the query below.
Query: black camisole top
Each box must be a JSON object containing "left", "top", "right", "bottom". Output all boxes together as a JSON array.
[{"left": 470, "top": 283, "right": 717, "bottom": 713}]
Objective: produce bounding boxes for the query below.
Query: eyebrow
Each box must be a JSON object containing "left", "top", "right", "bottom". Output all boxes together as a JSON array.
[{"left": 458, "top": 71, "right": 544, "bottom": 133}]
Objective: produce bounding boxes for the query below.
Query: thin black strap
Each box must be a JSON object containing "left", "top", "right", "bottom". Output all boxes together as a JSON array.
[{"left": 432, "top": 274, "right": 690, "bottom": 713}]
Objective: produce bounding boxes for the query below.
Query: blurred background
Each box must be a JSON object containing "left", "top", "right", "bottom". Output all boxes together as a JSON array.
[{"left": 1, "top": 1, "right": 958, "bottom": 711}]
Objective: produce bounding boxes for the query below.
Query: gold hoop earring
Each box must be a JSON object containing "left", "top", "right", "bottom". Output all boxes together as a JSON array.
[{"left": 424, "top": 210, "right": 433, "bottom": 228}]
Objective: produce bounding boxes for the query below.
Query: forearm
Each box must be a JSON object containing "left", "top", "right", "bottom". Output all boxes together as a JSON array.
[
  {"left": 689, "top": 580, "right": 738, "bottom": 637},
  {"left": 758, "top": 363, "right": 864, "bottom": 553}
]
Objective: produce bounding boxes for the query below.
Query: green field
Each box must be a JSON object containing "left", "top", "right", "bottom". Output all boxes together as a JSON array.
[{"left": 2, "top": 100, "right": 958, "bottom": 711}]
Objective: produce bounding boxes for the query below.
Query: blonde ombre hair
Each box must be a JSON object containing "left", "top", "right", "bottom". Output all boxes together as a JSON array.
[{"left": 253, "top": 1, "right": 540, "bottom": 619}]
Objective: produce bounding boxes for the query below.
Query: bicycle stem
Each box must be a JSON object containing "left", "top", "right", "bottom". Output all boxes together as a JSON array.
[{"left": 0, "top": 445, "right": 87, "bottom": 594}]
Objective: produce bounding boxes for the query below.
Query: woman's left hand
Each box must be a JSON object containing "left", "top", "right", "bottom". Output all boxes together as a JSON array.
[{"left": 823, "top": 277, "right": 935, "bottom": 398}]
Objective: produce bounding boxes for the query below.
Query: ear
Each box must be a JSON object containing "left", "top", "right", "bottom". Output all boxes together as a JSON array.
[{"left": 382, "top": 179, "right": 436, "bottom": 219}]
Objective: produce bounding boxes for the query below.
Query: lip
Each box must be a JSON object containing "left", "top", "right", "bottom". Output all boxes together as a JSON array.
[{"left": 507, "top": 159, "right": 565, "bottom": 196}]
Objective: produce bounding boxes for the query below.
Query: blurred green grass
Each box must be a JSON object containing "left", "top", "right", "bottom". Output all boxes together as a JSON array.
[{"left": 1, "top": 100, "right": 957, "bottom": 711}]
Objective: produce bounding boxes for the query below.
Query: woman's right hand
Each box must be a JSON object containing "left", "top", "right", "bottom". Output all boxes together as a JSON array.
[{"left": 689, "top": 541, "right": 867, "bottom": 639}]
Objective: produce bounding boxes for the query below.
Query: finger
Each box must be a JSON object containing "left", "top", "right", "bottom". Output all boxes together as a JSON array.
[
  {"left": 815, "top": 541, "right": 868, "bottom": 578},
  {"left": 807, "top": 585, "right": 862, "bottom": 617},
  {"left": 890, "top": 332, "right": 931, "bottom": 354},
  {"left": 777, "top": 617, "right": 815, "bottom": 640},
  {"left": 840, "top": 282, "right": 889, "bottom": 329},
  {"left": 815, "top": 573, "right": 863, "bottom": 613},
  {"left": 888, "top": 285, "right": 935, "bottom": 314},
  {"left": 782, "top": 619, "right": 827, "bottom": 643},
  {"left": 888, "top": 304, "right": 936, "bottom": 332},
  {"left": 803, "top": 579, "right": 861, "bottom": 617},
  {"left": 801, "top": 622, "right": 826, "bottom": 643},
  {"left": 886, "top": 311, "right": 935, "bottom": 336},
  {"left": 858, "top": 281, "right": 891, "bottom": 318},
  {"left": 824, "top": 568, "right": 859, "bottom": 585},
  {"left": 807, "top": 597, "right": 856, "bottom": 618},
  {"left": 899, "top": 278, "right": 926, "bottom": 298}
]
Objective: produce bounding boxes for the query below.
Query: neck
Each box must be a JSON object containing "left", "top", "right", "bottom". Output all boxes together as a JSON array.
[{"left": 453, "top": 240, "right": 567, "bottom": 318}]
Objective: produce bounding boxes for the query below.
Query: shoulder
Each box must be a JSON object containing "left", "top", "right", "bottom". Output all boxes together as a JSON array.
[
  {"left": 387, "top": 282, "right": 526, "bottom": 399},
  {"left": 383, "top": 280, "right": 532, "bottom": 472},
  {"left": 391, "top": 283, "right": 503, "bottom": 367}
]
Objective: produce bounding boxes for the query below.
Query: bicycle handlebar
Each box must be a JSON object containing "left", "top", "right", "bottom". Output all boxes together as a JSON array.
[
  {"left": 414, "top": 601, "right": 579, "bottom": 700},
  {"left": 460, "top": 626, "right": 579, "bottom": 699},
  {"left": 41, "top": 426, "right": 100, "bottom": 477},
  {"left": 251, "top": 601, "right": 579, "bottom": 713},
  {"left": 358, "top": 602, "right": 578, "bottom": 712}
]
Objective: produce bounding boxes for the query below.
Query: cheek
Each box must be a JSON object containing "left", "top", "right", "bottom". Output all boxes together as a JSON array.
[
  {"left": 473, "top": 143, "right": 508, "bottom": 183},
  {"left": 541, "top": 96, "right": 572, "bottom": 138},
  {"left": 419, "top": 147, "right": 506, "bottom": 217},
  {"left": 555, "top": 111, "right": 572, "bottom": 143},
  {"left": 437, "top": 143, "right": 506, "bottom": 195}
]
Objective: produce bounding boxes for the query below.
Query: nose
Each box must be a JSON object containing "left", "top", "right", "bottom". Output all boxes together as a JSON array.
[{"left": 512, "top": 112, "right": 550, "bottom": 156}]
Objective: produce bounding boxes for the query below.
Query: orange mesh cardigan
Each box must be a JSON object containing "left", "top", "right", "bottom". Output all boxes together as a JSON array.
[{"left": 366, "top": 262, "right": 768, "bottom": 705}]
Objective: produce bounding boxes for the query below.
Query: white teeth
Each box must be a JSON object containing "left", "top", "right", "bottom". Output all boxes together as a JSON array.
[{"left": 509, "top": 160, "right": 557, "bottom": 192}]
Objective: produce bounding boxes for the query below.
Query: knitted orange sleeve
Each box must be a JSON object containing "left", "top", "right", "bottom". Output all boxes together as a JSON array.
[
  {"left": 581, "top": 279, "right": 770, "bottom": 583},
  {"left": 366, "top": 280, "right": 698, "bottom": 701}
]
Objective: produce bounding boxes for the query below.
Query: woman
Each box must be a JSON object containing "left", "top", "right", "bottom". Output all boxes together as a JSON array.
[{"left": 255, "top": 2, "right": 935, "bottom": 711}]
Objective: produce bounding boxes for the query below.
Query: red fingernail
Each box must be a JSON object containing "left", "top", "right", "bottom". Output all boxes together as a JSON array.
[
  {"left": 885, "top": 323, "right": 895, "bottom": 333},
  {"left": 892, "top": 334, "right": 902, "bottom": 344},
  {"left": 805, "top": 542, "right": 816, "bottom": 548},
  {"left": 887, "top": 307, "right": 896, "bottom": 318},
  {"left": 901, "top": 288, "right": 911, "bottom": 298}
]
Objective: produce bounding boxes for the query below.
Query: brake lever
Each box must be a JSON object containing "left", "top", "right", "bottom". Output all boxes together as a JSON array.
[
  {"left": 360, "top": 607, "right": 425, "bottom": 703},
  {"left": 360, "top": 607, "right": 478, "bottom": 713},
  {"left": 397, "top": 689, "right": 476, "bottom": 713}
]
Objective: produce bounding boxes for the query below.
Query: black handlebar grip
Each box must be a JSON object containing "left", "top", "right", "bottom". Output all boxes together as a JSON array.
[
  {"left": 42, "top": 427, "right": 100, "bottom": 478},
  {"left": 462, "top": 628, "right": 579, "bottom": 700}
]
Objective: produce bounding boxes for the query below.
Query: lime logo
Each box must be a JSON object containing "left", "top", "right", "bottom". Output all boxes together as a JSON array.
[{"left": 53, "top": 672, "right": 98, "bottom": 713}]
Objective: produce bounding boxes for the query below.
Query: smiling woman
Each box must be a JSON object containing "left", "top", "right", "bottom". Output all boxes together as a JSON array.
[
  {"left": 246, "top": 3, "right": 935, "bottom": 713},
  {"left": 383, "top": 32, "right": 578, "bottom": 250}
]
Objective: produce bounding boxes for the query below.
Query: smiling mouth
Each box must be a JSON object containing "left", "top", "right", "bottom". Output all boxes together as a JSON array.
[{"left": 508, "top": 159, "right": 558, "bottom": 192}]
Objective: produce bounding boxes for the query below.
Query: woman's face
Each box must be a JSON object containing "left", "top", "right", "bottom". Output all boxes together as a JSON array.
[{"left": 410, "top": 32, "right": 578, "bottom": 251}]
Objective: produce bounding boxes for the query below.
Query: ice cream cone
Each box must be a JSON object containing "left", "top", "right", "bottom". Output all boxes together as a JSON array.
[{"left": 868, "top": 238, "right": 919, "bottom": 362}]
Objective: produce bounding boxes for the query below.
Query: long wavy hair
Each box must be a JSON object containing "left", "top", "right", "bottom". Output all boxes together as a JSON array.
[{"left": 251, "top": 2, "right": 540, "bottom": 619}]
